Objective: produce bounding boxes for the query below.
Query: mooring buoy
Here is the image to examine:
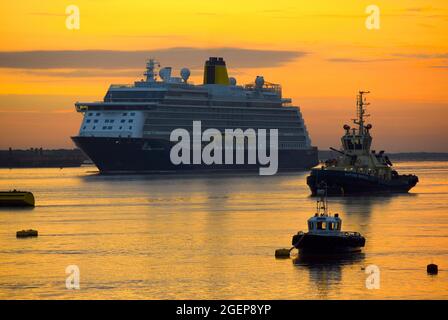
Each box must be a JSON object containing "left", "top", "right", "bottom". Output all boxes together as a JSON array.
[
  {"left": 16, "top": 229, "right": 38, "bottom": 238},
  {"left": 275, "top": 247, "right": 293, "bottom": 258},
  {"left": 427, "top": 263, "right": 438, "bottom": 275}
]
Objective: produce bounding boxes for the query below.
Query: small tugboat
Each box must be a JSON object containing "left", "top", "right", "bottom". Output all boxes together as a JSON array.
[
  {"left": 0, "top": 190, "right": 35, "bottom": 207},
  {"left": 291, "top": 187, "right": 365, "bottom": 255},
  {"left": 307, "top": 91, "right": 418, "bottom": 195}
]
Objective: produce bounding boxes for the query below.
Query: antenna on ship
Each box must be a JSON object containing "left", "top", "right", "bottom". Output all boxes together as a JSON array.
[
  {"left": 144, "top": 58, "right": 160, "bottom": 82},
  {"left": 353, "top": 90, "right": 370, "bottom": 135},
  {"left": 316, "top": 182, "right": 328, "bottom": 216}
]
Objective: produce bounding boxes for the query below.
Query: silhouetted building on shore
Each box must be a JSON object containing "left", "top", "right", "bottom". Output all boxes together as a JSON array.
[{"left": 0, "top": 148, "right": 89, "bottom": 168}]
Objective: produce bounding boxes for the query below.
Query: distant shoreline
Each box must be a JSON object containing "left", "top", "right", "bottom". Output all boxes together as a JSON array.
[
  {"left": 0, "top": 148, "right": 87, "bottom": 168},
  {"left": 318, "top": 151, "right": 448, "bottom": 162}
]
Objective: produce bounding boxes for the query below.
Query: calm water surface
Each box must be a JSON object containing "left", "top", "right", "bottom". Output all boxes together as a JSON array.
[{"left": 0, "top": 162, "right": 447, "bottom": 299}]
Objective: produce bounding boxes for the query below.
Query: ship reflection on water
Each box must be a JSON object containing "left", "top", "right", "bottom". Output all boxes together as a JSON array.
[{"left": 293, "top": 253, "right": 366, "bottom": 298}]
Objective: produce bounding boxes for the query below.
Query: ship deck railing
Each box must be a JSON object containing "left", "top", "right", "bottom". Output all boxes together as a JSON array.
[
  {"left": 75, "top": 101, "right": 158, "bottom": 112},
  {"left": 244, "top": 83, "right": 282, "bottom": 95},
  {"left": 109, "top": 84, "right": 134, "bottom": 89}
]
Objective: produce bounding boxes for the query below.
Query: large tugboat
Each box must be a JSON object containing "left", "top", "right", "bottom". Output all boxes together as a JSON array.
[
  {"left": 307, "top": 91, "right": 418, "bottom": 195},
  {"left": 291, "top": 187, "right": 365, "bottom": 255}
]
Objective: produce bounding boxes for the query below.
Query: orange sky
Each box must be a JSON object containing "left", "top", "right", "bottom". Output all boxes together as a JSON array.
[{"left": 0, "top": 0, "right": 447, "bottom": 151}]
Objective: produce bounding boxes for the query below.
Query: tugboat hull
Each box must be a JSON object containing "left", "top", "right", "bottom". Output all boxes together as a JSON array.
[
  {"left": 292, "top": 233, "right": 365, "bottom": 254},
  {"left": 307, "top": 168, "right": 418, "bottom": 195}
]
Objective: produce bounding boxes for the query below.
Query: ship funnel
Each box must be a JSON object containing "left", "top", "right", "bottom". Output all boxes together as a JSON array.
[{"left": 203, "top": 57, "right": 230, "bottom": 85}]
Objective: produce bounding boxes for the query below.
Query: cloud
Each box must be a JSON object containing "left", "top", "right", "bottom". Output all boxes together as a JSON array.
[
  {"left": 20, "top": 68, "right": 213, "bottom": 79},
  {"left": 21, "top": 69, "right": 142, "bottom": 78},
  {"left": 328, "top": 52, "right": 448, "bottom": 64},
  {"left": 0, "top": 47, "right": 306, "bottom": 70},
  {"left": 429, "top": 65, "right": 448, "bottom": 69},
  {"left": 392, "top": 53, "right": 448, "bottom": 59},
  {"left": 327, "top": 58, "right": 395, "bottom": 63}
]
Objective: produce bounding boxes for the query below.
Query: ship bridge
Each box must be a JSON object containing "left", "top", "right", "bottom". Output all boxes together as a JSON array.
[{"left": 341, "top": 128, "right": 372, "bottom": 152}]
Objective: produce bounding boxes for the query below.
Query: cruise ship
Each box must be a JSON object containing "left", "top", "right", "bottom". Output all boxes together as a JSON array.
[{"left": 72, "top": 57, "right": 318, "bottom": 173}]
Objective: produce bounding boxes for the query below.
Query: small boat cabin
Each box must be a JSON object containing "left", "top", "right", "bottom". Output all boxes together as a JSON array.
[{"left": 307, "top": 213, "right": 342, "bottom": 234}]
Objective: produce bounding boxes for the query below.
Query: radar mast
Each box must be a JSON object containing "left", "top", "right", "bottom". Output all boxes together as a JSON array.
[
  {"left": 144, "top": 59, "right": 160, "bottom": 82},
  {"left": 353, "top": 91, "right": 370, "bottom": 135}
]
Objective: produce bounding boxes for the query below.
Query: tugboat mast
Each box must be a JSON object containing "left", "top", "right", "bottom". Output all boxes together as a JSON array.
[
  {"left": 316, "top": 186, "right": 328, "bottom": 216},
  {"left": 354, "top": 90, "right": 370, "bottom": 135}
]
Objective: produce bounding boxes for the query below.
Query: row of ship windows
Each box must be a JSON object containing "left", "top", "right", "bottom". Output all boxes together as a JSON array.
[
  {"left": 82, "top": 126, "right": 133, "bottom": 131},
  {"left": 83, "top": 109, "right": 298, "bottom": 119},
  {"left": 103, "top": 98, "right": 281, "bottom": 108},
  {"left": 144, "top": 124, "right": 304, "bottom": 132},
  {"left": 144, "top": 120, "right": 302, "bottom": 129},
  {"left": 147, "top": 114, "right": 300, "bottom": 122},
  {"left": 159, "top": 106, "right": 297, "bottom": 115},
  {"left": 85, "top": 119, "right": 134, "bottom": 124},
  {"left": 85, "top": 109, "right": 297, "bottom": 118},
  {"left": 162, "top": 99, "right": 281, "bottom": 108},
  {"left": 143, "top": 130, "right": 306, "bottom": 141},
  {"left": 280, "top": 143, "right": 306, "bottom": 148},
  {"left": 86, "top": 112, "right": 136, "bottom": 117}
]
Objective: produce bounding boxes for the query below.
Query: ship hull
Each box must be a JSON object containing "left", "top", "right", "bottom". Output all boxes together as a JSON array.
[
  {"left": 292, "top": 233, "right": 365, "bottom": 254},
  {"left": 307, "top": 168, "right": 418, "bottom": 195},
  {"left": 0, "top": 192, "right": 35, "bottom": 207},
  {"left": 72, "top": 136, "right": 318, "bottom": 173}
]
